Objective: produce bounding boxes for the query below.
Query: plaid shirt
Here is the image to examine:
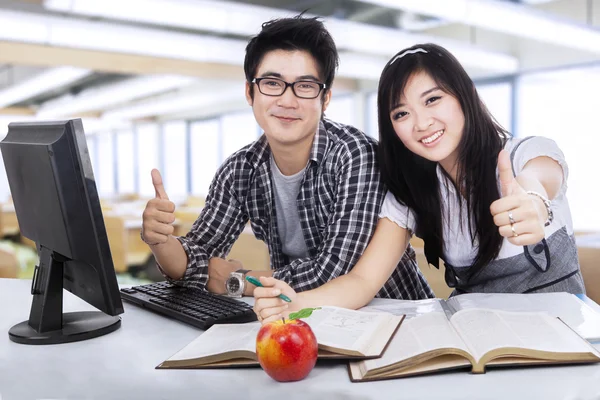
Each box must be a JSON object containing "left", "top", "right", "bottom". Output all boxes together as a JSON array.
[{"left": 171, "top": 119, "right": 433, "bottom": 300}]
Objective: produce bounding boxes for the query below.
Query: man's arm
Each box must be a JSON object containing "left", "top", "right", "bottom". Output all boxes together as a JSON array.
[
  {"left": 271, "top": 141, "right": 383, "bottom": 291},
  {"left": 151, "top": 160, "right": 249, "bottom": 290},
  {"left": 141, "top": 169, "right": 188, "bottom": 279}
]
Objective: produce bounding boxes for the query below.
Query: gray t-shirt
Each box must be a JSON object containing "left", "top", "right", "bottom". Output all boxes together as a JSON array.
[{"left": 270, "top": 156, "right": 309, "bottom": 260}]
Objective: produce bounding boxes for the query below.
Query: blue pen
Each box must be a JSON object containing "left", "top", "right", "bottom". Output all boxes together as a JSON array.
[{"left": 245, "top": 276, "right": 292, "bottom": 302}]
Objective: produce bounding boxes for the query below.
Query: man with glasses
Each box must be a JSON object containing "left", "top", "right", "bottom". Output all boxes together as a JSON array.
[{"left": 141, "top": 15, "right": 433, "bottom": 300}]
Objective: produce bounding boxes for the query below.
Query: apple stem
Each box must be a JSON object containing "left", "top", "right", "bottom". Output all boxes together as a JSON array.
[{"left": 281, "top": 316, "right": 285, "bottom": 324}]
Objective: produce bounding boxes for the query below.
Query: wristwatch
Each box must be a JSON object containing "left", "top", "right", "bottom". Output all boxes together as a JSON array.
[{"left": 225, "top": 269, "right": 250, "bottom": 298}]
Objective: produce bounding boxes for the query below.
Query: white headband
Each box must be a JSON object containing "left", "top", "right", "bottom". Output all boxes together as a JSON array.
[{"left": 389, "top": 48, "right": 428, "bottom": 65}]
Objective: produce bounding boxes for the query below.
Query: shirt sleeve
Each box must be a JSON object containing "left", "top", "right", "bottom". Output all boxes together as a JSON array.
[
  {"left": 271, "top": 142, "right": 384, "bottom": 291},
  {"left": 379, "top": 191, "right": 417, "bottom": 234},
  {"left": 510, "top": 136, "right": 569, "bottom": 197},
  {"left": 159, "top": 157, "right": 248, "bottom": 288}
]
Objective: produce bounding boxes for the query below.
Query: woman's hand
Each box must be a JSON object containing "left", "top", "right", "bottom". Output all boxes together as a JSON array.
[
  {"left": 252, "top": 277, "right": 299, "bottom": 324},
  {"left": 490, "top": 150, "right": 548, "bottom": 246}
]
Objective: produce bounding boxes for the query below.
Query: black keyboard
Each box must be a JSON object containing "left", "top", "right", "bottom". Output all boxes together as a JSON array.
[{"left": 120, "top": 281, "right": 257, "bottom": 330}]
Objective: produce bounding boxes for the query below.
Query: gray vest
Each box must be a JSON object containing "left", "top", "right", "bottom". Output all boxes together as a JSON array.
[{"left": 445, "top": 137, "right": 586, "bottom": 295}]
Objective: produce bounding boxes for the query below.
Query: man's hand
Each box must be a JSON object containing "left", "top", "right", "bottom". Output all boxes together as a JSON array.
[
  {"left": 253, "top": 277, "right": 298, "bottom": 324},
  {"left": 141, "top": 169, "right": 176, "bottom": 246},
  {"left": 490, "top": 150, "right": 548, "bottom": 246},
  {"left": 207, "top": 258, "right": 243, "bottom": 294}
]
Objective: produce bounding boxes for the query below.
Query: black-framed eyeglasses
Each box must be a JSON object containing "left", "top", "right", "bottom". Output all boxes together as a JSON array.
[{"left": 251, "top": 77, "right": 327, "bottom": 99}]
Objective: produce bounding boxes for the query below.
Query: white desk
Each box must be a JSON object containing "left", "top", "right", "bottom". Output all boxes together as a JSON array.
[{"left": 2, "top": 278, "right": 600, "bottom": 400}]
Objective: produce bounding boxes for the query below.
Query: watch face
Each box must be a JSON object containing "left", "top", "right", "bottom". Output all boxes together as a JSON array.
[{"left": 226, "top": 275, "right": 243, "bottom": 296}]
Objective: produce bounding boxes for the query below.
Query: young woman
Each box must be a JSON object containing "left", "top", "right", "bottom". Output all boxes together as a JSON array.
[{"left": 252, "top": 43, "right": 585, "bottom": 323}]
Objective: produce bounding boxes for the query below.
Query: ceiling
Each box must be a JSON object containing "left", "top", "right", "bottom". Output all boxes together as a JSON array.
[{"left": 0, "top": 0, "right": 598, "bottom": 131}]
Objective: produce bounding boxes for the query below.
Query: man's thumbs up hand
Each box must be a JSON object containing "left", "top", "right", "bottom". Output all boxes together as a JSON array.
[
  {"left": 152, "top": 169, "right": 170, "bottom": 200},
  {"left": 142, "top": 169, "right": 176, "bottom": 246},
  {"left": 490, "top": 150, "right": 545, "bottom": 246}
]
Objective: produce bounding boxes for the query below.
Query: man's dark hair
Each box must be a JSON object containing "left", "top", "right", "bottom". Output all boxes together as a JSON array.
[{"left": 244, "top": 15, "right": 339, "bottom": 99}]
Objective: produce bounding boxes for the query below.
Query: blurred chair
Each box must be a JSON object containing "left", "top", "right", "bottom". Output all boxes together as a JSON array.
[
  {"left": 104, "top": 213, "right": 154, "bottom": 274},
  {"left": 410, "top": 236, "right": 453, "bottom": 299},
  {"left": 20, "top": 236, "right": 37, "bottom": 250},
  {"left": 228, "top": 226, "right": 270, "bottom": 271},
  {"left": 118, "top": 193, "right": 140, "bottom": 202},
  {"left": 104, "top": 214, "right": 128, "bottom": 273},
  {"left": 185, "top": 196, "right": 206, "bottom": 208},
  {"left": 1, "top": 203, "right": 19, "bottom": 237},
  {"left": 0, "top": 247, "right": 19, "bottom": 278},
  {"left": 576, "top": 234, "right": 600, "bottom": 304}
]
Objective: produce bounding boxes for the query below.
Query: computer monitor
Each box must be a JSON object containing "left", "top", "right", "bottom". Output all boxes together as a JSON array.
[{"left": 1, "top": 119, "right": 124, "bottom": 345}]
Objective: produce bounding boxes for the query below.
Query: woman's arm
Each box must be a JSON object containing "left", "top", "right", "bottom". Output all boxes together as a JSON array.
[
  {"left": 515, "top": 156, "right": 564, "bottom": 200},
  {"left": 253, "top": 218, "right": 411, "bottom": 323}
]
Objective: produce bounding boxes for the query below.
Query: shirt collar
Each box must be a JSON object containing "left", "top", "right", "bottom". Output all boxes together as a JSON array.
[{"left": 245, "top": 119, "right": 331, "bottom": 169}]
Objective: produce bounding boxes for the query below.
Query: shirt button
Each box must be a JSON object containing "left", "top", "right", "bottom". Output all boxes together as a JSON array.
[{"left": 533, "top": 243, "right": 545, "bottom": 254}]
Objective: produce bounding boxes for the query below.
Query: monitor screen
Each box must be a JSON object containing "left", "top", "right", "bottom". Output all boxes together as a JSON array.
[{"left": 1, "top": 119, "right": 123, "bottom": 345}]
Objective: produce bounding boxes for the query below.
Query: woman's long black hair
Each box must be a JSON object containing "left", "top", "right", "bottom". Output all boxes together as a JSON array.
[{"left": 377, "top": 43, "right": 510, "bottom": 278}]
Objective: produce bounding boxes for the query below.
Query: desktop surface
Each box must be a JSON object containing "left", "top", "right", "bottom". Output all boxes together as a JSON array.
[{"left": 2, "top": 278, "right": 600, "bottom": 400}]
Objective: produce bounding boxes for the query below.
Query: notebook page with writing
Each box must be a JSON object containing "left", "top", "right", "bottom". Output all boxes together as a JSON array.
[{"left": 303, "top": 307, "right": 396, "bottom": 353}]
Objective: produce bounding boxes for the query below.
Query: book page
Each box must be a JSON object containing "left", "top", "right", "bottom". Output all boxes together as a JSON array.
[
  {"left": 167, "top": 322, "right": 260, "bottom": 362},
  {"left": 447, "top": 292, "right": 600, "bottom": 341},
  {"left": 362, "top": 312, "right": 470, "bottom": 371},
  {"left": 450, "top": 309, "right": 596, "bottom": 363},
  {"left": 302, "top": 307, "right": 392, "bottom": 351},
  {"left": 360, "top": 298, "right": 450, "bottom": 319}
]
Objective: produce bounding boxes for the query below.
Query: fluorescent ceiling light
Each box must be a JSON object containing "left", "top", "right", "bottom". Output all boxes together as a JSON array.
[
  {"left": 0, "top": 67, "right": 90, "bottom": 108},
  {"left": 103, "top": 84, "right": 242, "bottom": 121},
  {"left": 0, "top": 9, "right": 246, "bottom": 65},
  {"left": 37, "top": 74, "right": 197, "bottom": 118},
  {"left": 45, "top": 0, "right": 268, "bottom": 37},
  {"left": 43, "top": 0, "right": 517, "bottom": 73},
  {"left": 361, "top": 0, "right": 600, "bottom": 54}
]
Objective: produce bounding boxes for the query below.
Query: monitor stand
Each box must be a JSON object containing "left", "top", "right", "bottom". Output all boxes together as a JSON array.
[{"left": 9, "top": 246, "right": 121, "bottom": 345}]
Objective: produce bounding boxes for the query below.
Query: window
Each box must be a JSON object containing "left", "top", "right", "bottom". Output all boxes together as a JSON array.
[
  {"left": 116, "top": 130, "right": 135, "bottom": 194},
  {"left": 86, "top": 136, "right": 97, "bottom": 177},
  {"left": 517, "top": 66, "right": 600, "bottom": 231},
  {"left": 366, "top": 92, "right": 378, "bottom": 139},
  {"left": 96, "top": 132, "right": 115, "bottom": 196},
  {"left": 221, "top": 111, "right": 258, "bottom": 160},
  {"left": 324, "top": 95, "right": 355, "bottom": 127},
  {"left": 162, "top": 121, "right": 188, "bottom": 201},
  {"left": 136, "top": 123, "right": 160, "bottom": 199},
  {"left": 476, "top": 81, "right": 513, "bottom": 133},
  {"left": 190, "top": 119, "right": 220, "bottom": 196}
]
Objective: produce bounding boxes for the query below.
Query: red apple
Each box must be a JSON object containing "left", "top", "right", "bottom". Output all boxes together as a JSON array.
[{"left": 255, "top": 318, "right": 318, "bottom": 382}]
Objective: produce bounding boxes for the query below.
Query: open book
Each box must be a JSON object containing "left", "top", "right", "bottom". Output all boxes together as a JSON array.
[
  {"left": 157, "top": 307, "right": 404, "bottom": 369},
  {"left": 348, "top": 308, "right": 600, "bottom": 382},
  {"left": 361, "top": 292, "right": 600, "bottom": 342}
]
